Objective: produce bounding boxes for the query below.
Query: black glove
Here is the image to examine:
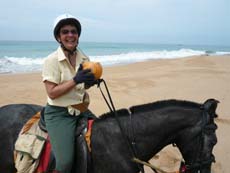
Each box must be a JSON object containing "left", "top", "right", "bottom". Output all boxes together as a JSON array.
[
  {"left": 85, "top": 79, "right": 101, "bottom": 89},
  {"left": 73, "top": 64, "right": 95, "bottom": 84}
]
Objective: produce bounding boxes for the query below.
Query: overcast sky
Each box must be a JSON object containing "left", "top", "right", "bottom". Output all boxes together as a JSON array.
[{"left": 0, "top": 0, "right": 229, "bottom": 45}]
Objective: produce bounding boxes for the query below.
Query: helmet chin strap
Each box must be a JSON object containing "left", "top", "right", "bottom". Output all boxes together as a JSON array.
[{"left": 60, "top": 42, "right": 77, "bottom": 57}]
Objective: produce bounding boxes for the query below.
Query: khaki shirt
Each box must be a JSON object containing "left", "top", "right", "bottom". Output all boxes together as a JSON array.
[{"left": 42, "top": 46, "right": 90, "bottom": 110}]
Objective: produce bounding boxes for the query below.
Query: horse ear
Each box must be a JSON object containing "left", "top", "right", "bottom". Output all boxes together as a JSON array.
[{"left": 203, "top": 99, "right": 219, "bottom": 118}]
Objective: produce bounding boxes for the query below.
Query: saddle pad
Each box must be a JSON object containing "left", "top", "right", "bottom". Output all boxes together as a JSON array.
[
  {"left": 85, "top": 119, "right": 94, "bottom": 152},
  {"left": 22, "top": 112, "right": 41, "bottom": 134}
]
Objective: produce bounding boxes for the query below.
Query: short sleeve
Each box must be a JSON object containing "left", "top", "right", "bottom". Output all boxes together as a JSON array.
[{"left": 42, "top": 57, "right": 60, "bottom": 84}]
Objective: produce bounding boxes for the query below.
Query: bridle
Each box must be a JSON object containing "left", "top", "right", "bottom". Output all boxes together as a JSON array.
[{"left": 180, "top": 110, "right": 216, "bottom": 173}]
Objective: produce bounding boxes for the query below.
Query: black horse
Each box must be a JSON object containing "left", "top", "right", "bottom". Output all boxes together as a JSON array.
[{"left": 0, "top": 99, "right": 218, "bottom": 173}]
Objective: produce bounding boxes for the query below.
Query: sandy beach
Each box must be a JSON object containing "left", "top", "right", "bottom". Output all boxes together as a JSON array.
[{"left": 0, "top": 55, "right": 230, "bottom": 173}]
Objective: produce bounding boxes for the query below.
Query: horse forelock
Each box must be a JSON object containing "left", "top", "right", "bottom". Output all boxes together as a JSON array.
[
  {"left": 99, "top": 108, "right": 130, "bottom": 119},
  {"left": 129, "top": 99, "right": 202, "bottom": 114}
]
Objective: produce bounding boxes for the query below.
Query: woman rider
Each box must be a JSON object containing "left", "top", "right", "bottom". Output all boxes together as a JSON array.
[{"left": 42, "top": 14, "right": 96, "bottom": 173}]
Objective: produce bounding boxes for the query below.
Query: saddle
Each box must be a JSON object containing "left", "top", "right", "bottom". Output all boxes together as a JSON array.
[{"left": 14, "top": 108, "right": 96, "bottom": 173}]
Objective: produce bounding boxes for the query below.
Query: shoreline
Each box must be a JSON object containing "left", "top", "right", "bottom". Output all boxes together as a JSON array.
[{"left": 1, "top": 54, "right": 230, "bottom": 75}]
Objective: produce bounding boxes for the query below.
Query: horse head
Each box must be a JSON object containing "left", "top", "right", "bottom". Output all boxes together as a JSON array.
[{"left": 177, "top": 99, "right": 219, "bottom": 173}]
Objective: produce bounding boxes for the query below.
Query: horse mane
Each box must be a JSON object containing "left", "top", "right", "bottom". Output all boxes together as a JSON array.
[
  {"left": 99, "top": 99, "right": 202, "bottom": 119},
  {"left": 129, "top": 99, "right": 202, "bottom": 114},
  {"left": 99, "top": 108, "right": 130, "bottom": 119}
]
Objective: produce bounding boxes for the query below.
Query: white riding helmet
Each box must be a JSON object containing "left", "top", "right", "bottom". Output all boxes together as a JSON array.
[{"left": 53, "top": 14, "right": 81, "bottom": 41}]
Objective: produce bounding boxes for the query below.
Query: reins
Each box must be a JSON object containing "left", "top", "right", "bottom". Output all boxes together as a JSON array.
[
  {"left": 96, "top": 79, "right": 145, "bottom": 173},
  {"left": 96, "top": 79, "right": 188, "bottom": 173}
]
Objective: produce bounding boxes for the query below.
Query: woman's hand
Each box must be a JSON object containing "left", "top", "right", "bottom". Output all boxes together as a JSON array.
[{"left": 73, "top": 64, "right": 95, "bottom": 85}]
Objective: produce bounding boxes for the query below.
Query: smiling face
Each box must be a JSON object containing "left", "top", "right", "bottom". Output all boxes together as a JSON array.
[{"left": 57, "top": 24, "right": 79, "bottom": 51}]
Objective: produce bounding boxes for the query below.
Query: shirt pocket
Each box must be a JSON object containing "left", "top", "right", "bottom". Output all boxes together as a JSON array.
[{"left": 61, "top": 69, "right": 73, "bottom": 82}]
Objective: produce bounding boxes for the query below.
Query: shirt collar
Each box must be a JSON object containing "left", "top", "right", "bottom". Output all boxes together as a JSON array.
[
  {"left": 57, "top": 46, "right": 67, "bottom": 61},
  {"left": 57, "top": 46, "right": 85, "bottom": 65}
]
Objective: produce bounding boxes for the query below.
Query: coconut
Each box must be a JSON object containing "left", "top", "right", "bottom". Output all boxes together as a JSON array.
[{"left": 82, "top": 61, "right": 103, "bottom": 79}]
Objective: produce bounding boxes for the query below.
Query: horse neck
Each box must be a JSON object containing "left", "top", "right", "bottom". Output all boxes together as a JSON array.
[{"left": 128, "top": 106, "right": 202, "bottom": 161}]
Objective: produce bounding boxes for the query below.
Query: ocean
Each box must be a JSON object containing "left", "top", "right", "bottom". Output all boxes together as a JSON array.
[{"left": 0, "top": 41, "right": 230, "bottom": 74}]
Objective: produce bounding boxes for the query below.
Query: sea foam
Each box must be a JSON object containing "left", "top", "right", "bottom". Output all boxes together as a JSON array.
[{"left": 0, "top": 49, "right": 229, "bottom": 73}]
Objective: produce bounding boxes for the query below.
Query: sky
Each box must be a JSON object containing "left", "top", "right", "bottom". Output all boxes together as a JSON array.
[{"left": 0, "top": 0, "right": 230, "bottom": 45}]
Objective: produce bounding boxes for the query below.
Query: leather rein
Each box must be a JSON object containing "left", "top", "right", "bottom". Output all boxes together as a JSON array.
[{"left": 96, "top": 79, "right": 146, "bottom": 173}]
